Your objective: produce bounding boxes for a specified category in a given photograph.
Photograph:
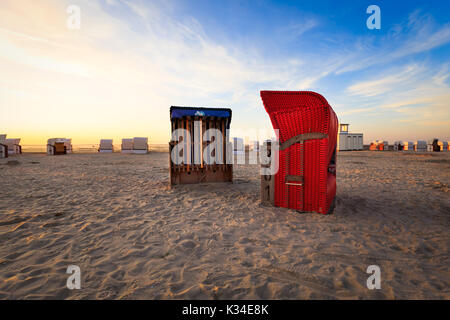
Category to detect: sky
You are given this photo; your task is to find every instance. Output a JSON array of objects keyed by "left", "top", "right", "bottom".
[{"left": 0, "top": 0, "right": 449, "bottom": 145}]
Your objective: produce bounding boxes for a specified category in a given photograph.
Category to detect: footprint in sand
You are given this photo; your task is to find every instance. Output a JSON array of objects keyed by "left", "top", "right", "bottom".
[{"left": 177, "top": 239, "right": 198, "bottom": 251}]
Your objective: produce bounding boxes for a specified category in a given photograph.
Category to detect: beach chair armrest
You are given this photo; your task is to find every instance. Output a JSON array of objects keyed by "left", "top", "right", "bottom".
[
  {"left": 285, "top": 175, "right": 304, "bottom": 186},
  {"left": 280, "top": 132, "right": 328, "bottom": 151}
]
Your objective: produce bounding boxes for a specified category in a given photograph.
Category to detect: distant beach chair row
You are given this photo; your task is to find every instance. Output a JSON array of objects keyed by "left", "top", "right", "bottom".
[
  {"left": 394, "top": 141, "right": 415, "bottom": 151},
  {"left": 427, "top": 139, "right": 448, "bottom": 152},
  {"left": 98, "top": 138, "right": 149, "bottom": 154},
  {"left": 45, "top": 137, "right": 149, "bottom": 155},
  {"left": 1, "top": 136, "right": 150, "bottom": 156},
  {"left": 0, "top": 134, "right": 22, "bottom": 158},
  {"left": 392, "top": 140, "right": 449, "bottom": 152},
  {"left": 372, "top": 140, "right": 450, "bottom": 152}
]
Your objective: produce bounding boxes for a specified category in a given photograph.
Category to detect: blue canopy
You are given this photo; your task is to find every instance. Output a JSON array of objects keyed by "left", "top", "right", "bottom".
[{"left": 170, "top": 106, "right": 232, "bottom": 120}]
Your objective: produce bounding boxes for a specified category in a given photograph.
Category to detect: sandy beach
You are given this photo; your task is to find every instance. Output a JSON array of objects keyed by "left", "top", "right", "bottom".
[{"left": 0, "top": 151, "right": 448, "bottom": 299}]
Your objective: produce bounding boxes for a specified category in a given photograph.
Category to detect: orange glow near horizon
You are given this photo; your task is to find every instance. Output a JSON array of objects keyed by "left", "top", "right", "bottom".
[{"left": 2, "top": 125, "right": 172, "bottom": 146}]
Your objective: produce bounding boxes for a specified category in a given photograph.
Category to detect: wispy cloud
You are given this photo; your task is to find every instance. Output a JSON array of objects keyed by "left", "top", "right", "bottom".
[
  {"left": 281, "top": 18, "right": 319, "bottom": 39},
  {"left": 336, "top": 11, "right": 450, "bottom": 74},
  {"left": 341, "top": 61, "right": 450, "bottom": 138},
  {"left": 347, "top": 64, "right": 424, "bottom": 97}
]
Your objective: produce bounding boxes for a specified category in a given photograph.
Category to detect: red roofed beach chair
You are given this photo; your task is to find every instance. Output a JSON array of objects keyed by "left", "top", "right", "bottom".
[{"left": 260, "top": 91, "right": 338, "bottom": 214}]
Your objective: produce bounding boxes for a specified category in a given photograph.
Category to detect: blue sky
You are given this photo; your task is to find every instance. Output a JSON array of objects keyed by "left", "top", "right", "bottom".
[{"left": 0, "top": 0, "right": 449, "bottom": 144}]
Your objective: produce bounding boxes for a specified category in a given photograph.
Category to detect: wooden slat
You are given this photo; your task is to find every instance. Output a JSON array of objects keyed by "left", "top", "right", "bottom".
[
  {"left": 200, "top": 118, "right": 204, "bottom": 169},
  {"left": 222, "top": 120, "right": 225, "bottom": 170},
  {"left": 206, "top": 118, "right": 210, "bottom": 170},
  {"left": 186, "top": 117, "right": 190, "bottom": 171},
  {"left": 178, "top": 119, "right": 181, "bottom": 173}
]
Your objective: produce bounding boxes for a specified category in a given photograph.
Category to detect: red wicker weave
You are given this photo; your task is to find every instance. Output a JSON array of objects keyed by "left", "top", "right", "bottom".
[{"left": 260, "top": 91, "right": 338, "bottom": 214}]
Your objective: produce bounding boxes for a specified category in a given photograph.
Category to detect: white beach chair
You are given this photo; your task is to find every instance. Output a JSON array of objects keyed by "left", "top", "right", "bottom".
[
  {"left": 403, "top": 141, "right": 414, "bottom": 151},
  {"left": 393, "top": 141, "right": 404, "bottom": 151},
  {"left": 427, "top": 139, "right": 443, "bottom": 152},
  {"left": 0, "top": 134, "right": 7, "bottom": 158},
  {"left": 438, "top": 141, "right": 448, "bottom": 152},
  {"left": 47, "top": 138, "right": 71, "bottom": 155},
  {"left": 64, "top": 139, "right": 73, "bottom": 153},
  {"left": 247, "top": 140, "right": 260, "bottom": 164},
  {"left": 5, "top": 138, "right": 22, "bottom": 155},
  {"left": 0, "top": 144, "right": 6, "bottom": 158},
  {"left": 233, "top": 137, "right": 245, "bottom": 155},
  {"left": 99, "top": 139, "right": 114, "bottom": 153},
  {"left": 250, "top": 140, "right": 260, "bottom": 152},
  {"left": 132, "top": 137, "right": 148, "bottom": 154},
  {"left": 427, "top": 139, "right": 435, "bottom": 152},
  {"left": 414, "top": 140, "right": 427, "bottom": 152},
  {"left": 121, "top": 138, "right": 133, "bottom": 153},
  {"left": 47, "top": 138, "right": 55, "bottom": 155}
]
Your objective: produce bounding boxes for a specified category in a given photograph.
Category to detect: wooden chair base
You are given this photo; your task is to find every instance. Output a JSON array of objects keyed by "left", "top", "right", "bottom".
[{"left": 170, "top": 165, "right": 233, "bottom": 185}]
